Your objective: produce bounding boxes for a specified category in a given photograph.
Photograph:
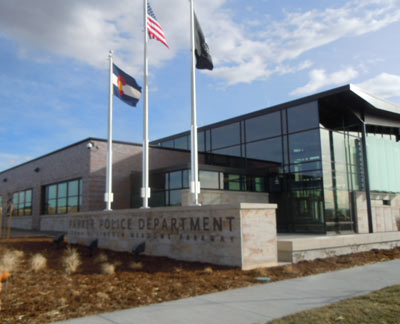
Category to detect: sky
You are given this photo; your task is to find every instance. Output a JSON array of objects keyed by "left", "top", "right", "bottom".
[{"left": 1, "top": 0, "right": 400, "bottom": 172}]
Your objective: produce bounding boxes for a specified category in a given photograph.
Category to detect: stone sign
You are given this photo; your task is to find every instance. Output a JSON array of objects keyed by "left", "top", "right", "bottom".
[{"left": 41, "top": 203, "right": 278, "bottom": 270}]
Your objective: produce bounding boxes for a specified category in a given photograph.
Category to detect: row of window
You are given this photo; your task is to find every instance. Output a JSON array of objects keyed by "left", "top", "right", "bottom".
[
  {"left": 156, "top": 101, "right": 319, "bottom": 152},
  {"left": 44, "top": 179, "right": 82, "bottom": 215},
  {"left": 7, "top": 179, "right": 82, "bottom": 217},
  {"left": 163, "top": 170, "right": 266, "bottom": 206},
  {"left": 166, "top": 170, "right": 266, "bottom": 193}
]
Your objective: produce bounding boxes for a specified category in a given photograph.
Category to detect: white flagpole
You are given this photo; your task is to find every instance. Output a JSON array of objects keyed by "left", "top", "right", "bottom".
[
  {"left": 142, "top": 0, "right": 151, "bottom": 208},
  {"left": 105, "top": 50, "right": 114, "bottom": 211},
  {"left": 189, "top": 0, "right": 200, "bottom": 205}
]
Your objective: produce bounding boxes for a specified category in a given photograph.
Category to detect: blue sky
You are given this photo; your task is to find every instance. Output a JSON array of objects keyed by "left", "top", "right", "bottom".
[{"left": 1, "top": 0, "right": 400, "bottom": 172}]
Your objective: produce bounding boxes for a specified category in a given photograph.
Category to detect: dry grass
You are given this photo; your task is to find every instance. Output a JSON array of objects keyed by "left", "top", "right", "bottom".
[
  {"left": 0, "top": 249, "right": 24, "bottom": 272},
  {"left": 30, "top": 253, "right": 47, "bottom": 272},
  {"left": 62, "top": 247, "right": 81, "bottom": 275},
  {"left": 203, "top": 266, "right": 213, "bottom": 274},
  {"left": 267, "top": 285, "right": 400, "bottom": 324},
  {"left": 252, "top": 267, "right": 268, "bottom": 276},
  {"left": 96, "top": 292, "right": 110, "bottom": 300},
  {"left": 129, "top": 262, "right": 143, "bottom": 270},
  {"left": 101, "top": 263, "right": 115, "bottom": 275},
  {"left": 94, "top": 253, "right": 108, "bottom": 263},
  {"left": 282, "top": 264, "right": 301, "bottom": 275}
]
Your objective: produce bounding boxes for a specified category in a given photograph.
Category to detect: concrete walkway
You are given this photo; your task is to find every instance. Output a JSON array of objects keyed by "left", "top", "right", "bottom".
[{"left": 52, "top": 259, "right": 400, "bottom": 324}]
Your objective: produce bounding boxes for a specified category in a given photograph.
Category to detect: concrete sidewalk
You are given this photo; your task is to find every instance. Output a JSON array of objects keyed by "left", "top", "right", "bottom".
[{"left": 53, "top": 259, "right": 400, "bottom": 324}]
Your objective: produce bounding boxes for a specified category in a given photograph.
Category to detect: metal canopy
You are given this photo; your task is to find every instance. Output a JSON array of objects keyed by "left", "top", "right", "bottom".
[{"left": 318, "top": 84, "right": 400, "bottom": 129}]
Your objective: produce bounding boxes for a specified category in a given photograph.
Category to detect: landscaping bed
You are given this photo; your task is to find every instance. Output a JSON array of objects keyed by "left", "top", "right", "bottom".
[{"left": 1, "top": 237, "right": 400, "bottom": 324}]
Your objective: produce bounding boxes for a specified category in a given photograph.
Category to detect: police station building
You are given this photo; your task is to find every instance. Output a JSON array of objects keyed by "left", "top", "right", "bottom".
[{"left": 1, "top": 84, "right": 400, "bottom": 235}]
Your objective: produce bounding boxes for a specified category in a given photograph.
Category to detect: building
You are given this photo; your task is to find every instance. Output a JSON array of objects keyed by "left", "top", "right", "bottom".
[
  {"left": 0, "top": 140, "right": 190, "bottom": 230},
  {"left": 1, "top": 84, "right": 400, "bottom": 235}
]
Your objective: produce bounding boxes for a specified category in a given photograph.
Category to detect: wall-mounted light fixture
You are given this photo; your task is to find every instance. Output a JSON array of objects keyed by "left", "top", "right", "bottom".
[
  {"left": 34, "top": 167, "right": 40, "bottom": 173},
  {"left": 3, "top": 178, "right": 7, "bottom": 182},
  {"left": 86, "top": 141, "right": 98, "bottom": 150}
]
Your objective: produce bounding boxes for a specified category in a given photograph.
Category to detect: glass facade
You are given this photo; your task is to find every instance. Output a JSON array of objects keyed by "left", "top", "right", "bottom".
[
  {"left": 152, "top": 96, "right": 400, "bottom": 234},
  {"left": 162, "top": 169, "right": 266, "bottom": 206},
  {"left": 153, "top": 101, "right": 326, "bottom": 232},
  {"left": 43, "top": 179, "right": 82, "bottom": 214},
  {"left": 366, "top": 136, "right": 400, "bottom": 192},
  {"left": 12, "top": 189, "right": 33, "bottom": 216},
  {"left": 319, "top": 122, "right": 367, "bottom": 232}
]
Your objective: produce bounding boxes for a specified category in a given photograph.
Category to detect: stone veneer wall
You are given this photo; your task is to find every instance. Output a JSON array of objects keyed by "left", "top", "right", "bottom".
[
  {"left": 41, "top": 203, "right": 278, "bottom": 270},
  {"left": 181, "top": 189, "right": 269, "bottom": 206},
  {"left": 354, "top": 192, "right": 400, "bottom": 233},
  {"left": 5, "top": 216, "right": 32, "bottom": 230}
]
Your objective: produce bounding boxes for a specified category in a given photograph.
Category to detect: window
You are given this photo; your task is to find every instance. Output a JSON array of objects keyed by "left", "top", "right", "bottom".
[
  {"left": 198, "top": 131, "right": 205, "bottom": 152},
  {"left": 289, "top": 129, "right": 321, "bottom": 164},
  {"left": 199, "top": 170, "right": 220, "bottom": 189},
  {"left": 245, "top": 111, "right": 281, "bottom": 142},
  {"left": 43, "top": 179, "right": 82, "bottom": 215},
  {"left": 163, "top": 169, "right": 267, "bottom": 206},
  {"left": 287, "top": 101, "right": 319, "bottom": 133},
  {"left": 12, "top": 189, "right": 32, "bottom": 216},
  {"left": 224, "top": 174, "right": 244, "bottom": 191},
  {"left": 161, "top": 140, "right": 174, "bottom": 148},
  {"left": 174, "top": 136, "right": 189, "bottom": 150},
  {"left": 211, "top": 122, "right": 241, "bottom": 150},
  {"left": 169, "top": 171, "right": 183, "bottom": 189},
  {"left": 164, "top": 171, "right": 189, "bottom": 206},
  {"left": 247, "top": 176, "right": 265, "bottom": 192},
  {"left": 246, "top": 137, "right": 283, "bottom": 163},
  {"left": 212, "top": 145, "right": 242, "bottom": 157}
]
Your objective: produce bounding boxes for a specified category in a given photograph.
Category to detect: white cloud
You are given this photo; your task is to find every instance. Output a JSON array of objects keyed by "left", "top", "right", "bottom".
[
  {"left": 0, "top": 0, "right": 399, "bottom": 84},
  {"left": 356, "top": 72, "right": 400, "bottom": 98},
  {"left": 290, "top": 67, "right": 359, "bottom": 95},
  {"left": 274, "top": 60, "right": 313, "bottom": 75}
]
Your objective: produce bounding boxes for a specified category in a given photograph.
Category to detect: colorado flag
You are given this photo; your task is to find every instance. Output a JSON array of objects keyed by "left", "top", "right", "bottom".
[{"left": 112, "top": 64, "right": 142, "bottom": 107}]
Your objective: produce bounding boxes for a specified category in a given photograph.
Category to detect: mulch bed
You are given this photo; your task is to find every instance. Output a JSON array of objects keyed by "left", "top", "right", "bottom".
[{"left": 1, "top": 237, "right": 400, "bottom": 324}]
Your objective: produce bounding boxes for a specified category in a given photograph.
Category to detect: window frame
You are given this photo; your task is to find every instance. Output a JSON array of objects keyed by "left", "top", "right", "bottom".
[
  {"left": 42, "top": 179, "right": 82, "bottom": 215},
  {"left": 11, "top": 188, "right": 33, "bottom": 216}
]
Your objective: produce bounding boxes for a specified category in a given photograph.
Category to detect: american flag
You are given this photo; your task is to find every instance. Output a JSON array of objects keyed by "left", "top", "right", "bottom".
[{"left": 147, "top": 2, "right": 169, "bottom": 49}]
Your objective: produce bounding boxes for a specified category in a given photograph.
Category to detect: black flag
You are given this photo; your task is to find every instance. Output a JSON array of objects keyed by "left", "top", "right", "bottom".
[{"left": 194, "top": 12, "right": 213, "bottom": 70}]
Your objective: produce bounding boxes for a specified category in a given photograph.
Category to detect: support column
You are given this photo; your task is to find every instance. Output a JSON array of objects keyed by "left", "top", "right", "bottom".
[{"left": 361, "top": 118, "right": 373, "bottom": 233}]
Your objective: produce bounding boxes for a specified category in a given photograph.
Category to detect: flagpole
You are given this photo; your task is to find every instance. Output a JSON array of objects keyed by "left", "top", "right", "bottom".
[
  {"left": 189, "top": 0, "right": 200, "bottom": 205},
  {"left": 142, "top": 0, "right": 150, "bottom": 208},
  {"left": 105, "top": 50, "right": 114, "bottom": 211}
]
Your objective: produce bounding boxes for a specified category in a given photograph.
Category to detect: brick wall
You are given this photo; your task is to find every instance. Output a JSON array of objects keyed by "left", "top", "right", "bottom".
[
  {"left": 0, "top": 140, "right": 90, "bottom": 230},
  {"left": 0, "top": 138, "right": 191, "bottom": 230},
  {"left": 87, "top": 140, "right": 191, "bottom": 211}
]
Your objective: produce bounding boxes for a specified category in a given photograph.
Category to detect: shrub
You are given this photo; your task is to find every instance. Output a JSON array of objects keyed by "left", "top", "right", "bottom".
[
  {"left": 62, "top": 247, "right": 81, "bottom": 275},
  {"left": 203, "top": 266, "right": 213, "bottom": 274},
  {"left": 129, "top": 262, "right": 143, "bottom": 270},
  {"left": 94, "top": 253, "right": 108, "bottom": 263},
  {"left": 101, "top": 263, "right": 115, "bottom": 275},
  {"left": 0, "top": 249, "right": 24, "bottom": 272},
  {"left": 30, "top": 253, "right": 47, "bottom": 272}
]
